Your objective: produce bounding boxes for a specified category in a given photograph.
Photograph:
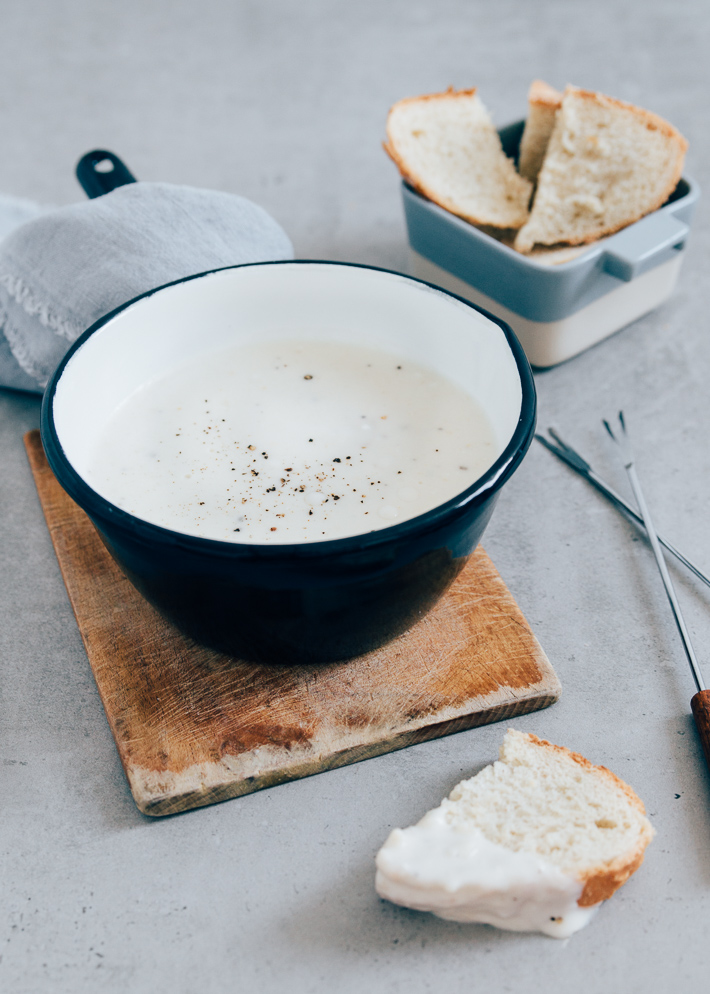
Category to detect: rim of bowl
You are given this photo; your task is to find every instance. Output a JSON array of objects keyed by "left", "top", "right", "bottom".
[{"left": 41, "top": 259, "right": 536, "bottom": 560}]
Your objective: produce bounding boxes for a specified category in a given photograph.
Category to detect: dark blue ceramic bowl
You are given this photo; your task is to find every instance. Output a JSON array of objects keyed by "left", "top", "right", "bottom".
[{"left": 42, "top": 261, "right": 535, "bottom": 664}]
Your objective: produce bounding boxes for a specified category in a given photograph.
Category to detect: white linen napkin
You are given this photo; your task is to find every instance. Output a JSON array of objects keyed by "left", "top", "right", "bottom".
[{"left": 0, "top": 182, "right": 293, "bottom": 393}]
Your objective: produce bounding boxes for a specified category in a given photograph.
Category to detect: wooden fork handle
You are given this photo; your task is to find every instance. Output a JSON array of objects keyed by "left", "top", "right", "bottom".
[{"left": 691, "top": 689, "right": 710, "bottom": 776}]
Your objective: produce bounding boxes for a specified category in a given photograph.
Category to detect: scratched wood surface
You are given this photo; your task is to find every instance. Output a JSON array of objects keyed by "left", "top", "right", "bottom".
[{"left": 25, "top": 430, "right": 561, "bottom": 817}]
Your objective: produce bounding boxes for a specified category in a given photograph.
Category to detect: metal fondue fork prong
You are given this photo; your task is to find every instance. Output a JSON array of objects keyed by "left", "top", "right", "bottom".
[
  {"left": 535, "top": 430, "right": 710, "bottom": 590},
  {"left": 603, "top": 412, "right": 710, "bottom": 775}
]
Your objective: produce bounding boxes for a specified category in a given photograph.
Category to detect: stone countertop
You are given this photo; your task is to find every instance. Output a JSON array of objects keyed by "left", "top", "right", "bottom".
[{"left": 2, "top": 2, "right": 710, "bottom": 992}]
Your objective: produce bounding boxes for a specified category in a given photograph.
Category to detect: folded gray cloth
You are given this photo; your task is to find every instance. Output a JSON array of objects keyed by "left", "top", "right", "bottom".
[{"left": 0, "top": 182, "right": 293, "bottom": 393}]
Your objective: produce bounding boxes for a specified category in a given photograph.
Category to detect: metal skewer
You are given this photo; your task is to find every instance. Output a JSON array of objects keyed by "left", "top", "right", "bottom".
[
  {"left": 535, "top": 429, "right": 710, "bottom": 590},
  {"left": 604, "top": 412, "right": 710, "bottom": 774}
]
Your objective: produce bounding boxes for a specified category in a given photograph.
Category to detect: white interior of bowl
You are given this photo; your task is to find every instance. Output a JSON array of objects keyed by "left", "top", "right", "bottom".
[{"left": 53, "top": 263, "right": 524, "bottom": 493}]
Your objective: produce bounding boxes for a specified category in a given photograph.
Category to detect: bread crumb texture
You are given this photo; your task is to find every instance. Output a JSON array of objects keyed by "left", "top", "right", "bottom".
[
  {"left": 384, "top": 87, "right": 532, "bottom": 229},
  {"left": 447, "top": 729, "right": 655, "bottom": 906},
  {"left": 514, "top": 86, "right": 687, "bottom": 252}
]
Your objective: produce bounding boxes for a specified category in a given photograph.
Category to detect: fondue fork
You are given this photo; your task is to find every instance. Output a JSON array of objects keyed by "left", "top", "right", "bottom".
[
  {"left": 603, "top": 412, "right": 710, "bottom": 776},
  {"left": 535, "top": 429, "right": 710, "bottom": 590}
]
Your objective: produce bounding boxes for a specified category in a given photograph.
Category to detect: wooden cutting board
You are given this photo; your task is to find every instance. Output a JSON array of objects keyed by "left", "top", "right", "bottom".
[{"left": 25, "top": 430, "right": 560, "bottom": 817}]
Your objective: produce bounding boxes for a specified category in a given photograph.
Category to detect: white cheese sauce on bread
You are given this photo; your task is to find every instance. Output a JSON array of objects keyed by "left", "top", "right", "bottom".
[{"left": 376, "top": 804, "right": 598, "bottom": 939}]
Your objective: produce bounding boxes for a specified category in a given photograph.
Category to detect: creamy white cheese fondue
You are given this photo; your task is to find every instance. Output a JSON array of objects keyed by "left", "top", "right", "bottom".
[{"left": 85, "top": 340, "right": 500, "bottom": 543}]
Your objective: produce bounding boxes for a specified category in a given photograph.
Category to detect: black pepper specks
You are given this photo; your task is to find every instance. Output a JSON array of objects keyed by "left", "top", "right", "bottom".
[{"left": 110, "top": 341, "right": 485, "bottom": 546}]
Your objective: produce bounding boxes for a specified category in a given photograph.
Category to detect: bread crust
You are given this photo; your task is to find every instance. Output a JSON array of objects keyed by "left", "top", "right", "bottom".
[
  {"left": 568, "top": 85, "right": 688, "bottom": 150},
  {"left": 521, "top": 733, "right": 654, "bottom": 906},
  {"left": 528, "top": 79, "right": 562, "bottom": 109}
]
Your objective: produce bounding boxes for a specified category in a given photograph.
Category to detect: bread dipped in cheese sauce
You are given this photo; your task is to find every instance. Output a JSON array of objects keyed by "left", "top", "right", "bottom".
[{"left": 375, "top": 729, "right": 654, "bottom": 938}]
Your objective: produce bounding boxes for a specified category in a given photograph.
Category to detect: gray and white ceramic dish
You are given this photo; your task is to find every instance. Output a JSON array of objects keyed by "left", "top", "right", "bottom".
[{"left": 402, "top": 120, "right": 700, "bottom": 367}]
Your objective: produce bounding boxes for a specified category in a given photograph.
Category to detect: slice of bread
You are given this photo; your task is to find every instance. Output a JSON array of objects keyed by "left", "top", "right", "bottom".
[
  {"left": 384, "top": 88, "right": 533, "bottom": 229},
  {"left": 375, "top": 729, "right": 654, "bottom": 937},
  {"left": 514, "top": 85, "right": 687, "bottom": 253},
  {"left": 518, "top": 80, "right": 563, "bottom": 182}
]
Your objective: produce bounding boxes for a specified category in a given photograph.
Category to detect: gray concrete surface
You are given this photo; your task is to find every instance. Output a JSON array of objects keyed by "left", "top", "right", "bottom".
[{"left": 2, "top": 2, "right": 710, "bottom": 991}]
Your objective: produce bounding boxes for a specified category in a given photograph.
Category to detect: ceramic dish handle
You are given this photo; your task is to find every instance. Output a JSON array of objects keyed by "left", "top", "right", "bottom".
[
  {"left": 602, "top": 211, "right": 689, "bottom": 282},
  {"left": 75, "top": 150, "right": 137, "bottom": 199}
]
